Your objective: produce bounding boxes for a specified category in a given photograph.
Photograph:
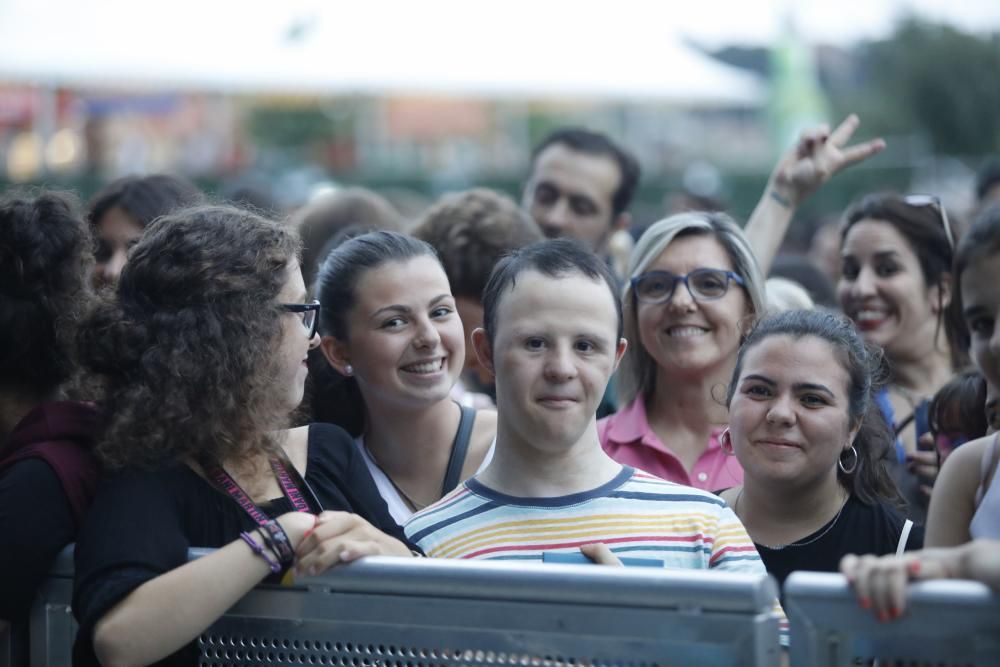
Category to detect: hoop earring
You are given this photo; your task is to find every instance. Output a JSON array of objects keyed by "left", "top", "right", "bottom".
[
  {"left": 838, "top": 445, "right": 858, "bottom": 475},
  {"left": 344, "top": 364, "right": 354, "bottom": 377}
]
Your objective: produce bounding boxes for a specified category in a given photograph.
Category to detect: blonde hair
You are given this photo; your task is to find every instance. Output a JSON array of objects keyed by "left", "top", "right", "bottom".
[{"left": 617, "top": 212, "right": 767, "bottom": 405}]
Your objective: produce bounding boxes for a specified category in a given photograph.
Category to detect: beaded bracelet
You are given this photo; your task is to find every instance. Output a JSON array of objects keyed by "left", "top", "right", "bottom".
[
  {"left": 260, "top": 519, "right": 296, "bottom": 567},
  {"left": 240, "top": 531, "right": 281, "bottom": 574}
]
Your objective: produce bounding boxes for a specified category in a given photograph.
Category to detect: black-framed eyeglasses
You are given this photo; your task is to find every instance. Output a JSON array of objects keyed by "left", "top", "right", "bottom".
[
  {"left": 903, "top": 194, "right": 955, "bottom": 250},
  {"left": 281, "top": 300, "right": 320, "bottom": 338},
  {"left": 630, "top": 268, "right": 745, "bottom": 305}
]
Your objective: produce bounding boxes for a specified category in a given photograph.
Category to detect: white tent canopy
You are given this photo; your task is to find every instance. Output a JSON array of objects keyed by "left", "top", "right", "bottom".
[{"left": 0, "top": 0, "right": 765, "bottom": 105}]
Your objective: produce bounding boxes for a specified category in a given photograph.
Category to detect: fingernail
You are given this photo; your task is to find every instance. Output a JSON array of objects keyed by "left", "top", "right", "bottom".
[
  {"left": 302, "top": 528, "right": 315, "bottom": 540},
  {"left": 907, "top": 561, "right": 921, "bottom": 576},
  {"left": 889, "top": 606, "right": 900, "bottom": 619},
  {"left": 859, "top": 597, "right": 871, "bottom": 610}
]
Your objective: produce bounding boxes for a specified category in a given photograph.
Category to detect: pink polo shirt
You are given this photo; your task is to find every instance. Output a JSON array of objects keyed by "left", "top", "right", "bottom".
[{"left": 598, "top": 397, "right": 743, "bottom": 492}]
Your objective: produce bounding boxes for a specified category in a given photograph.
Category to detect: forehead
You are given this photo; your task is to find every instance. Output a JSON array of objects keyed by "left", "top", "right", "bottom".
[
  {"left": 354, "top": 255, "right": 449, "bottom": 307},
  {"left": 841, "top": 219, "right": 918, "bottom": 262},
  {"left": 529, "top": 144, "right": 621, "bottom": 209},
  {"left": 962, "top": 252, "right": 1000, "bottom": 311},
  {"left": 278, "top": 259, "right": 305, "bottom": 300},
  {"left": 741, "top": 335, "right": 850, "bottom": 394},
  {"left": 495, "top": 269, "right": 618, "bottom": 336},
  {"left": 648, "top": 234, "right": 735, "bottom": 273}
]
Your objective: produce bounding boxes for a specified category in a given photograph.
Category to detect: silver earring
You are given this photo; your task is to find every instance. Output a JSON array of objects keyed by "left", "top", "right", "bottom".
[
  {"left": 838, "top": 445, "right": 858, "bottom": 475},
  {"left": 344, "top": 364, "right": 353, "bottom": 377}
]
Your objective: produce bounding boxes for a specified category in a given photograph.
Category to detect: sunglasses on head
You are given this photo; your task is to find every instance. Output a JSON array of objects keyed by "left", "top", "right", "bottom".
[{"left": 903, "top": 194, "right": 955, "bottom": 250}]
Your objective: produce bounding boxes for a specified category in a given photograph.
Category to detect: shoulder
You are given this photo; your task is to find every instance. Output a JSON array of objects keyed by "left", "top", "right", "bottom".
[
  {"left": 470, "top": 409, "right": 497, "bottom": 452},
  {"left": 305, "top": 423, "right": 362, "bottom": 471},
  {"left": 939, "top": 435, "right": 996, "bottom": 490},
  {"left": 618, "top": 470, "right": 729, "bottom": 509}
]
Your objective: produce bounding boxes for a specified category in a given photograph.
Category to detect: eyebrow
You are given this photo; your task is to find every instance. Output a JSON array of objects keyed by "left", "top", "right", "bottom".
[
  {"left": 842, "top": 249, "right": 900, "bottom": 261},
  {"left": 963, "top": 304, "right": 988, "bottom": 320},
  {"left": 370, "top": 293, "right": 452, "bottom": 320},
  {"left": 741, "top": 374, "right": 837, "bottom": 398}
]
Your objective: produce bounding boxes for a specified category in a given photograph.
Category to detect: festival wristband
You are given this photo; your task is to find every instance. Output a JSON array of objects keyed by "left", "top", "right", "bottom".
[{"left": 240, "top": 531, "right": 281, "bottom": 574}]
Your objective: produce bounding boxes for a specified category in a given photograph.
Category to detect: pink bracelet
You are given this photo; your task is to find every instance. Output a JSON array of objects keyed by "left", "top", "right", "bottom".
[{"left": 240, "top": 531, "right": 281, "bottom": 574}]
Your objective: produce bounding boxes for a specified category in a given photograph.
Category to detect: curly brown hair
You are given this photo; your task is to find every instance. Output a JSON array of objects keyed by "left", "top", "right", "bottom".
[
  {"left": 0, "top": 191, "right": 95, "bottom": 398},
  {"left": 78, "top": 205, "right": 300, "bottom": 470}
]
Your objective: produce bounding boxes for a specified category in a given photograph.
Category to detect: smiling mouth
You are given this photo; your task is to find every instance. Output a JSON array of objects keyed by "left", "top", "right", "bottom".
[
  {"left": 666, "top": 325, "right": 708, "bottom": 338},
  {"left": 756, "top": 439, "right": 801, "bottom": 449},
  {"left": 401, "top": 358, "right": 445, "bottom": 374},
  {"left": 852, "top": 308, "right": 890, "bottom": 327}
]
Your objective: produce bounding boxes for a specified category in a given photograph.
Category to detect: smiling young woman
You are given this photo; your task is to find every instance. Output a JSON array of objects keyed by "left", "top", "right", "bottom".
[
  {"left": 719, "top": 310, "right": 921, "bottom": 588},
  {"left": 313, "top": 231, "right": 497, "bottom": 524}
]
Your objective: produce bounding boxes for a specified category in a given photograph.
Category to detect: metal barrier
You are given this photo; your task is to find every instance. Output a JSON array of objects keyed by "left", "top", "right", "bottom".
[
  {"left": 198, "top": 556, "right": 782, "bottom": 667},
  {"left": 4, "top": 548, "right": 783, "bottom": 667},
  {"left": 785, "top": 571, "right": 1000, "bottom": 667}
]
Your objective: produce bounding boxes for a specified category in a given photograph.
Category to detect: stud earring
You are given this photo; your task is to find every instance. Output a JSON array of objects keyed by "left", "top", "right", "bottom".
[{"left": 344, "top": 364, "right": 354, "bottom": 377}]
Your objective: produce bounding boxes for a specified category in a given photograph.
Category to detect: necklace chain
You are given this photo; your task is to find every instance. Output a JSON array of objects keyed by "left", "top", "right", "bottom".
[
  {"left": 364, "top": 444, "right": 432, "bottom": 512},
  {"left": 735, "top": 489, "right": 848, "bottom": 551}
]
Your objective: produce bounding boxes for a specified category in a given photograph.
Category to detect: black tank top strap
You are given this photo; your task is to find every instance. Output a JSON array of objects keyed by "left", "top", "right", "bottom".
[{"left": 441, "top": 404, "right": 477, "bottom": 495}]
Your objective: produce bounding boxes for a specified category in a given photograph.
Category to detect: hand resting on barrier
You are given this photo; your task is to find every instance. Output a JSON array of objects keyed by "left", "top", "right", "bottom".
[
  {"left": 839, "top": 539, "right": 1000, "bottom": 622},
  {"left": 294, "top": 510, "right": 415, "bottom": 576},
  {"left": 579, "top": 543, "right": 624, "bottom": 566}
]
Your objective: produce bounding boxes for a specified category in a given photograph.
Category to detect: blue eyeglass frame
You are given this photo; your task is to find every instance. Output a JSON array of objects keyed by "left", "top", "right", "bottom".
[
  {"left": 630, "top": 268, "right": 745, "bottom": 304},
  {"left": 280, "top": 300, "right": 321, "bottom": 338}
]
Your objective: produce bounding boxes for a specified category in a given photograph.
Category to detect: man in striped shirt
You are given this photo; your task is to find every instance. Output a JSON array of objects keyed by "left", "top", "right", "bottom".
[{"left": 405, "top": 239, "right": 765, "bottom": 576}]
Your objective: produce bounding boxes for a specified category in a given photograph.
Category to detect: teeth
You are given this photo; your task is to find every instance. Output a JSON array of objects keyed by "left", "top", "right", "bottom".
[
  {"left": 402, "top": 359, "right": 444, "bottom": 374},
  {"left": 855, "top": 309, "right": 886, "bottom": 322},
  {"left": 668, "top": 326, "right": 707, "bottom": 338}
]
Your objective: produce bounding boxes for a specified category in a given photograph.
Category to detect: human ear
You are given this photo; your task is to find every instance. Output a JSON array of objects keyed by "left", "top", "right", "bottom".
[
  {"left": 612, "top": 337, "right": 628, "bottom": 372},
  {"left": 319, "top": 335, "right": 352, "bottom": 376},
  {"left": 930, "top": 272, "right": 953, "bottom": 314},
  {"left": 471, "top": 328, "right": 495, "bottom": 378}
]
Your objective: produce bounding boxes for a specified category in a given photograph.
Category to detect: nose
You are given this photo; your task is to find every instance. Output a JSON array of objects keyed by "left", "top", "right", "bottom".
[
  {"left": 765, "top": 393, "right": 796, "bottom": 426},
  {"left": 543, "top": 344, "right": 577, "bottom": 383},
  {"left": 851, "top": 266, "right": 877, "bottom": 297},
  {"left": 666, "top": 278, "right": 696, "bottom": 312},
  {"left": 413, "top": 317, "right": 442, "bottom": 350},
  {"left": 98, "top": 248, "right": 129, "bottom": 284},
  {"left": 540, "top": 199, "right": 571, "bottom": 237}
]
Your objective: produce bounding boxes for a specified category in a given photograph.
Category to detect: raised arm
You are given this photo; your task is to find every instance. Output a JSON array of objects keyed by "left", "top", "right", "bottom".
[
  {"left": 92, "top": 511, "right": 315, "bottom": 667},
  {"left": 744, "top": 114, "right": 886, "bottom": 274}
]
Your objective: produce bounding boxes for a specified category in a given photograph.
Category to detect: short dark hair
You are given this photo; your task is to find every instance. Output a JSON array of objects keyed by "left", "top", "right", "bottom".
[
  {"left": 928, "top": 368, "right": 988, "bottom": 441},
  {"left": 87, "top": 174, "right": 202, "bottom": 230},
  {"left": 0, "top": 191, "right": 94, "bottom": 397},
  {"left": 530, "top": 127, "right": 640, "bottom": 219},
  {"left": 726, "top": 309, "right": 903, "bottom": 508},
  {"left": 413, "top": 189, "right": 543, "bottom": 301},
  {"left": 481, "top": 239, "right": 623, "bottom": 348}
]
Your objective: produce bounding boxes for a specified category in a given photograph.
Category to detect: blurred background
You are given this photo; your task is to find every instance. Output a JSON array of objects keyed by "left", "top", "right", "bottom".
[{"left": 2, "top": 0, "right": 999, "bottom": 239}]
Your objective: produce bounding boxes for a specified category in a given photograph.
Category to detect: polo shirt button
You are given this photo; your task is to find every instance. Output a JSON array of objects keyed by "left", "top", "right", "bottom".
[{"left": 697, "top": 472, "right": 708, "bottom": 482}]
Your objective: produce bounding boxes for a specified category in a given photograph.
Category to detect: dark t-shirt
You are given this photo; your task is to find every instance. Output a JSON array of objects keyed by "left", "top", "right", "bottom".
[
  {"left": 757, "top": 495, "right": 924, "bottom": 589},
  {"left": 0, "top": 459, "right": 76, "bottom": 623},
  {"left": 72, "top": 423, "right": 405, "bottom": 666}
]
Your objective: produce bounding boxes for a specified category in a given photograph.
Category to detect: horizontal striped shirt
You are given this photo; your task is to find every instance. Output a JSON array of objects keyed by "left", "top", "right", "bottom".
[{"left": 405, "top": 466, "right": 762, "bottom": 571}]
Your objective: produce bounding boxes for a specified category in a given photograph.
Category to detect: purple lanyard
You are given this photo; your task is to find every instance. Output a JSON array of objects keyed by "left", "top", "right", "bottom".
[{"left": 206, "top": 457, "right": 311, "bottom": 526}]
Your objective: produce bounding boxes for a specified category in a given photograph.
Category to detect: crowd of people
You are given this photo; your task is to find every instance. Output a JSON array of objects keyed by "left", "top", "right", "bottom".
[{"left": 2, "top": 115, "right": 999, "bottom": 665}]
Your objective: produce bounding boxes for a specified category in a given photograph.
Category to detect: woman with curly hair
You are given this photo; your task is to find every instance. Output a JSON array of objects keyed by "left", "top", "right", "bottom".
[
  {"left": 72, "top": 206, "right": 412, "bottom": 667},
  {"left": 0, "top": 192, "right": 100, "bottom": 625}
]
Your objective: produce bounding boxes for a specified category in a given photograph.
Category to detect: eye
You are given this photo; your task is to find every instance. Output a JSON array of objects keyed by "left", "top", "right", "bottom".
[
  {"left": 574, "top": 339, "right": 595, "bottom": 353},
  {"left": 431, "top": 306, "right": 453, "bottom": 319},
  {"left": 380, "top": 317, "right": 405, "bottom": 330},
  {"left": 525, "top": 337, "right": 545, "bottom": 350},
  {"left": 875, "top": 260, "right": 900, "bottom": 277},
  {"left": 840, "top": 258, "right": 859, "bottom": 280},
  {"left": 800, "top": 393, "right": 829, "bottom": 408},
  {"left": 533, "top": 184, "right": 557, "bottom": 205},
  {"left": 94, "top": 239, "right": 112, "bottom": 263},
  {"left": 570, "top": 196, "right": 597, "bottom": 216},
  {"left": 968, "top": 316, "right": 994, "bottom": 338},
  {"left": 742, "top": 384, "right": 771, "bottom": 399}
]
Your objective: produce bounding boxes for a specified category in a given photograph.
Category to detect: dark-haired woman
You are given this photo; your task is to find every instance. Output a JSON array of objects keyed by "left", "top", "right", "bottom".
[
  {"left": 0, "top": 192, "right": 99, "bottom": 625},
  {"left": 87, "top": 173, "right": 202, "bottom": 286},
  {"left": 837, "top": 193, "right": 964, "bottom": 519},
  {"left": 73, "top": 206, "right": 411, "bottom": 666},
  {"left": 719, "top": 310, "right": 923, "bottom": 588},
  {"left": 313, "top": 230, "right": 497, "bottom": 524}
]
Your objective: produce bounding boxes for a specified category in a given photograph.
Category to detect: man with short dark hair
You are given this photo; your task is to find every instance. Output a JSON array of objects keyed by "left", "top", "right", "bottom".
[
  {"left": 405, "top": 240, "right": 771, "bottom": 577},
  {"left": 522, "top": 128, "right": 640, "bottom": 254}
]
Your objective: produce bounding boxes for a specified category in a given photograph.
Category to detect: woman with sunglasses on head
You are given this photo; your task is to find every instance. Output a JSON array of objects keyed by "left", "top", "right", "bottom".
[
  {"left": 718, "top": 310, "right": 921, "bottom": 589},
  {"left": 72, "top": 206, "right": 412, "bottom": 667},
  {"left": 312, "top": 230, "right": 497, "bottom": 524},
  {"left": 598, "top": 212, "right": 766, "bottom": 490},
  {"left": 836, "top": 193, "right": 965, "bottom": 520},
  {"left": 840, "top": 203, "right": 1000, "bottom": 621}
]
